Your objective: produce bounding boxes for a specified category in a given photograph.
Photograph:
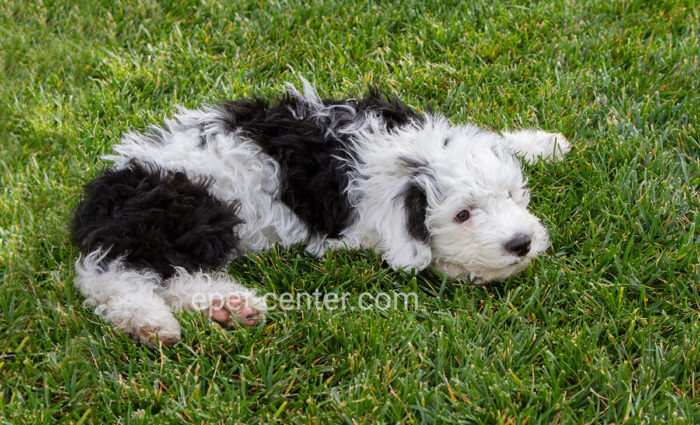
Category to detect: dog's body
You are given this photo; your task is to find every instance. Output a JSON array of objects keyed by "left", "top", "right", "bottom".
[{"left": 72, "top": 81, "right": 570, "bottom": 344}]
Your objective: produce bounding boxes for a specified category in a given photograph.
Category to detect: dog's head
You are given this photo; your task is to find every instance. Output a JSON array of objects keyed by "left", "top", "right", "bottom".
[{"left": 387, "top": 118, "right": 550, "bottom": 283}]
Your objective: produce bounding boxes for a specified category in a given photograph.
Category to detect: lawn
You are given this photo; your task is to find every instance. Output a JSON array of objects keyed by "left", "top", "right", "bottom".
[{"left": 1, "top": 0, "right": 698, "bottom": 423}]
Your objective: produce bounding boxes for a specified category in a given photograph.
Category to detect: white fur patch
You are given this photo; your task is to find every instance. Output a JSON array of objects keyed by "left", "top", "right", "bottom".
[{"left": 75, "top": 250, "right": 181, "bottom": 344}]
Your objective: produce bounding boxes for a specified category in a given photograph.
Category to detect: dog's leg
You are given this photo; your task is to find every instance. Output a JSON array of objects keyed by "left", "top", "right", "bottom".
[
  {"left": 501, "top": 130, "right": 571, "bottom": 164},
  {"left": 74, "top": 251, "right": 181, "bottom": 345},
  {"left": 360, "top": 205, "right": 432, "bottom": 272},
  {"left": 380, "top": 228, "right": 433, "bottom": 272},
  {"left": 161, "top": 270, "right": 267, "bottom": 327}
]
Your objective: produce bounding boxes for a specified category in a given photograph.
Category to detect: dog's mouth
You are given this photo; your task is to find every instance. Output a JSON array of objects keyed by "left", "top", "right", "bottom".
[
  {"left": 509, "top": 254, "right": 536, "bottom": 266},
  {"left": 433, "top": 255, "right": 537, "bottom": 284}
]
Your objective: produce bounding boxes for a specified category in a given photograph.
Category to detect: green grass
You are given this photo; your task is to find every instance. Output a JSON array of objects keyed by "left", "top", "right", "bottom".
[{"left": 1, "top": 0, "right": 698, "bottom": 423}]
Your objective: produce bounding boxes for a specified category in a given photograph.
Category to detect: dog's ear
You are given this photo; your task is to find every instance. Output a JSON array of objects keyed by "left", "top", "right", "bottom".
[
  {"left": 373, "top": 157, "right": 438, "bottom": 272},
  {"left": 401, "top": 178, "right": 430, "bottom": 245}
]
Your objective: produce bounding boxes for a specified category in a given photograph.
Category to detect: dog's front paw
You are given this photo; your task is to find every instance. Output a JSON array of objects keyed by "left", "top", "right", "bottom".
[
  {"left": 209, "top": 292, "right": 267, "bottom": 327},
  {"left": 503, "top": 130, "right": 571, "bottom": 163},
  {"left": 524, "top": 131, "right": 570, "bottom": 162},
  {"left": 385, "top": 241, "right": 432, "bottom": 273},
  {"left": 540, "top": 132, "right": 571, "bottom": 161}
]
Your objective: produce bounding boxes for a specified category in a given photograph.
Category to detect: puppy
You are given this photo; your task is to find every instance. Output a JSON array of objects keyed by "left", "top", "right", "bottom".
[{"left": 71, "top": 80, "right": 570, "bottom": 344}]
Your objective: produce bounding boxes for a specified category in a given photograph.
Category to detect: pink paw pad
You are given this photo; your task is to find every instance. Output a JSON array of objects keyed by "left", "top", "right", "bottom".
[{"left": 210, "top": 296, "right": 262, "bottom": 327}]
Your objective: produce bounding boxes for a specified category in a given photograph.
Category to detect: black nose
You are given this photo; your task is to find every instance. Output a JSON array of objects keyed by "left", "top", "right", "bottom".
[{"left": 505, "top": 233, "right": 531, "bottom": 257}]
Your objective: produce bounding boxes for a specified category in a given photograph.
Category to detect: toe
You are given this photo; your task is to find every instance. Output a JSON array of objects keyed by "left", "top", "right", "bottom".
[
  {"left": 135, "top": 325, "right": 181, "bottom": 346},
  {"left": 158, "top": 333, "right": 180, "bottom": 345},
  {"left": 236, "top": 305, "right": 260, "bottom": 327},
  {"left": 208, "top": 294, "right": 266, "bottom": 327},
  {"left": 210, "top": 305, "right": 231, "bottom": 323},
  {"left": 135, "top": 326, "right": 156, "bottom": 344}
]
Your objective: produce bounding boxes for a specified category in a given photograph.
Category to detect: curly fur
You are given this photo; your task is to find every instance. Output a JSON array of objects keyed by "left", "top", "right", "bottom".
[
  {"left": 71, "top": 79, "right": 571, "bottom": 344},
  {"left": 72, "top": 161, "right": 243, "bottom": 278}
]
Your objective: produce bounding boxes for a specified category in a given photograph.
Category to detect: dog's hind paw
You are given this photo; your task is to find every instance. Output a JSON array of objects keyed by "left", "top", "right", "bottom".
[
  {"left": 209, "top": 292, "right": 267, "bottom": 327},
  {"left": 133, "top": 317, "right": 182, "bottom": 346}
]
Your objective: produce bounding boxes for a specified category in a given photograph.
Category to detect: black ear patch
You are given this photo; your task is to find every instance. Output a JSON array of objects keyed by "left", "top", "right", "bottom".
[
  {"left": 401, "top": 181, "right": 429, "bottom": 244},
  {"left": 398, "top": 156, "right": 435, "bottom": 244}
]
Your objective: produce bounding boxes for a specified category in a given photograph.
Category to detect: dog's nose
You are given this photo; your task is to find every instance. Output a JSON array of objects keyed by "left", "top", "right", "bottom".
[{"left": 505, "top": 233, "right": 531, "bottom": 257}]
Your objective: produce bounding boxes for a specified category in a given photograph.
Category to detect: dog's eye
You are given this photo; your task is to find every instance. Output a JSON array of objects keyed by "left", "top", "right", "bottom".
[{"left": 455, "top": 210, "right": 470, "bottom": 222}]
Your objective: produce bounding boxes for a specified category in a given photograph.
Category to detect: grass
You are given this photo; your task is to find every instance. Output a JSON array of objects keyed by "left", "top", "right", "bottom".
[{"left": 1, "top": 0, "right": 698, "bottom": 423}]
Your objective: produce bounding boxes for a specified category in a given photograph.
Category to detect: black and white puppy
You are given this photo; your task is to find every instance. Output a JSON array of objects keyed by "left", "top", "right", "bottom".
[{"left": 72, "top": 80, "right": 570, "bottom": 344}]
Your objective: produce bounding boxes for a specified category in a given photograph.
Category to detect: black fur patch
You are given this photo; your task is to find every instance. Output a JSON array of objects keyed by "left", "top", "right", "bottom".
[
  {"left": 217, "top": 87, "right": 422, "bottom": 239},
  {"left": 348, "top": 87, "right": 421, "bottom": 131},
  {"left": 402, "top": 181, "right": 430, "bottom": 244},
  {"left": 71, "top": 162, "right": 243, "bottom": 278}
]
